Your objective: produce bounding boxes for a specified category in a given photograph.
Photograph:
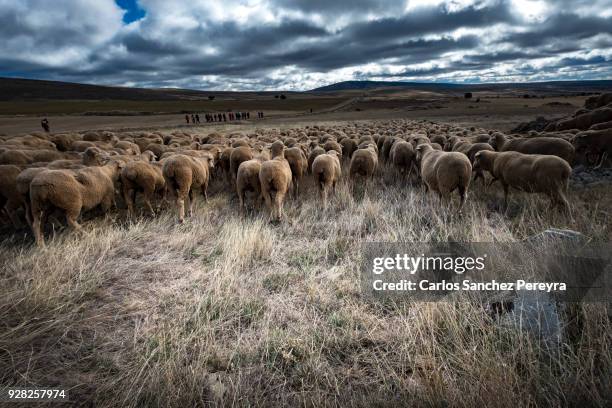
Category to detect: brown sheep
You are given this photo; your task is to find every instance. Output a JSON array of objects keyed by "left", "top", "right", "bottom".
[
  {"left": 382, "top": 136, "right": 399, "bottom": 162},
  {"left": 30, "top": 159, "right": 125, "bottom": 246},
  {"left": 230, "top": 146, "right": 254, "bottom": 185},
  {"left": 571, "top": 129, "right": 612, "bottom": 167},
  {"left": 143, "top": 143, "right": 168, "bottom": 159},
  {"left": 389, "top": 141, "right": 417, "bottom": 177},
  {"left": 218, "top": 147, "right": 234, "bottom": 185},
  {"left": 555, "top": 107, "right": 612, "bottom": 131},
  {"left": 236, "top": 159, "right": 263, "bottom": 215},
  {"left": 114, "top": 140, "right": 141, "bottom": 155},
  {"left": 465, "top": 143, "right": 495, "bottom": 184},
  {"left": 121, "top": 161, "right": 166, "bottom": 217},
  {"left": 232, "top": 139, "right": 250, "bottom": 148},
  {"left": 162, "top": 154, "right": 213, "bottom": 223},
  {"left": 15, "top": 167, "right": 50, "bottom": 227},
  {"left": 358, "top": 135, "right": 374, "bottom": 145},
  {"left": 51, "top": 133, "right": 80, "bottom": 151},
  {"left": 430, "top": 134, "right": 447, "bottom": 146},
  {"left": 349, "top": 144, "right": 378, "bottom": 184},
  {"left": 0, "top": 149, "right": 64, "bottom": 165},
  {"left": 259, "top": 141, "right": 292, "bottom": 221},
  {"left": 311, "top": 151, "right": 341, "bottom": 209},
  {"left": 473, "top": 150, "right": 571, "bottom": 213},
  {"left": 308, "top": 146, "right": 325, "bottom": 173},
  {"left": 415, "top": 144, "right": 471, "bottom": 211},
  {"left": 340, "top": 138, "right": 358, "bottom": 160},
  {"left": 489, "top": 133, "right": 575, "bottom": 164},
  {"left": 284, "top": 147, "right": 307, "bottom": 198},
  {"left": 323, "top": 140, "right": 342, "bottom": 158},
  {"left": 0, "top": 165, "right": 23, "bottom": 226},
  {"left": 83, "top": 131, "right": 117, "bottom": 143}
]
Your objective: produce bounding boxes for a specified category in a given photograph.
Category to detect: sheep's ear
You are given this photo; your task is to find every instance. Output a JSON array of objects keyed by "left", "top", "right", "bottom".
[{"left": 475, "top": 152, "right": 481, "bottom": 158}]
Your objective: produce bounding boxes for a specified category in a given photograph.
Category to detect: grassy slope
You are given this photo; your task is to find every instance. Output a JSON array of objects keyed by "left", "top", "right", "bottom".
[{"left": 0, "top": 156, "right": 610, "bottom": 406}]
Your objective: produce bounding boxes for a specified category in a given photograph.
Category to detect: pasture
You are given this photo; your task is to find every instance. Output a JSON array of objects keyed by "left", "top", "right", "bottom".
[{"left": 0, "top": 117, "right": 610, "bottom": 406}]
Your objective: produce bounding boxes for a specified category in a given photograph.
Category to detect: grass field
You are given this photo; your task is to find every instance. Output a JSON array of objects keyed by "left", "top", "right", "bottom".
[{"left": 1, "top": 156, "right": 610, "bottom": 406}]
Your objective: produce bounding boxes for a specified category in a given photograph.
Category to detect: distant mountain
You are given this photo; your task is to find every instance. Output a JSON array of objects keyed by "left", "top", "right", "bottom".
[
  {"left": 310, "top": 80, "right": 462, "bottom": 92},
  {"left": 311, "top": 80, "right": 612, "bottom": 93},
  {"left": 2, "top": 77, "right": 611, "bottom": 101},
  {"left": 0, "top": 77, "right": 216, "bottom": 101}
]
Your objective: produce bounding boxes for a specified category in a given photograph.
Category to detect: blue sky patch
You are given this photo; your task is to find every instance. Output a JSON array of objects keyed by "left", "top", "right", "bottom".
[{"left": 116, "top": 0, "right": 146, "bottom": 24}]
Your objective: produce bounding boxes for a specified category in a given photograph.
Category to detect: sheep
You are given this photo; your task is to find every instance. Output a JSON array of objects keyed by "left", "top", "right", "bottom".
[
  {"left": 121, "top": 161, "right": 166, "bottom": 217},
  {"left": 143, "top": 143, "right": 168, "bottom": 159},
  {"left": 162, "top": 154, "right": 213, "bottom": 223},
  {"left": 340, "top": 138, "right": 358, "bottom": 160},
  {"left": 473, "top": 150, "right": 571, "bottom": 213},
  {"left": 236, "top": 159, "right": 263, "bottom": 215},
  {"left": 358, "top": 135, "right": 375, "bottom": 145},
  {"left": 2, "top": 135, "right": 57, "bottom": 150},
  {"left": 83, "top": 131, "right": 117, "bottom": 143},
  {"left": 0, "top": 149, "right": 65, "bottom": 165},
  {"left": 349, "top": 144, "right": 378, "bottom": 185},
  {"left": 311, "top": 151, "right": 341, "bottom": 208},
  {"left": 259, "top": 141, "right": 292, "bottom": 221},
  {"left": 230, "top": 146, "right": 254, "bottom": 186},
  {"left": 284, "top": 147, "right": 307, "bottom": 198},
  {"left": 381, "top": 136, "right": 399, "bottom": 162},
  {"left": 218, "top": 147, "right": 234, "bottom": 185},
  {"left": 571, "top": 129, "right": 612, "bottom": 167},
  {"left": 29, "top": 159, "right": 125, "bottom": 247},
  {"left": 51, "top": 133, "right": 80, "bottom": 151},
  {"left": 323, "top": 140, "right": 342, "bottom": 157},
  {"left": 430, "top": 134, "right": 447, "bottom": 146},
  {"left": 389, "top": 141, "right": 417, "bottom": 177},
  {"left": 489, "top": 133, "right": 575, "bottom": 164},
  {"left": 465, "top": 143, "right": 495, "bottom": 184},
  {"left": 415, "top": 144, "right": 471, "bottom": 211},
  {"left": 114, "top": 140, "right": 141, "bottom": 155},
  {"left": 232, "top": 139, "right": 250, "bottom": 148},
  {"left": 555, "top": 107, "right": 612, "bottom": 131},
  {"left": 0, "top": 165, "right": 23, "bottom": 226},
  {"left": 308, "top": 146, "right": 325, "bottom": 173}
]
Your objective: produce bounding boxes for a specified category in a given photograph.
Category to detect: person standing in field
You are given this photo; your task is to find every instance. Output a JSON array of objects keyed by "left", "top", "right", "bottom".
[
  {"left": 41, "top": 118, "right": 50, "bottom": 132},
  {"left": 185, "top": 114, "right": 190, "bottom": 124},
  {"left": 195, "top": 114, "right": 200, "bottom": 123}
]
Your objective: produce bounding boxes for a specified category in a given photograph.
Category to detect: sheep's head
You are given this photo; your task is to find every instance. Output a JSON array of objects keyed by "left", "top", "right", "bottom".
[
  {"left": 473, "top": 150, "right": 495, "bottom": 172},
  {"left": 271, "top": 140, "right": 285, "bottom": 158},
  {"left": 142, "top": 151, "right": 157, "bottom": 162},
  {"left": 415, "top": 144, "right": 432, "bottom": 164},
  {"left": 83, "top": 146, "right": 106, "bottom": 166},
  {"left": 327, "top": 150, "right": 340, "bottom": 159}
]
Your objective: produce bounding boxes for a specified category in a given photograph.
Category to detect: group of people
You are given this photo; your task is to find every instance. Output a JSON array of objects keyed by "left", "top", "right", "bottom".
[
  {"left": 185, "top": 111, "right": 264, "bottom": 125},
  {"left": 185, "top": 114, "right": 201, "bottom": 124}
]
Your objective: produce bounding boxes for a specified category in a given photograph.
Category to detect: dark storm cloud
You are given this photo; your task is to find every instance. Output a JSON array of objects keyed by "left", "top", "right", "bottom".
[
  {"left": 344, "top": 4, "right": 514, "bottom": 42},
  {"left": 500, "top": 12, "right": 612, "bottom": 48},
  {"left": 1, "top": 0, "right": 612, "bottom": 89}
]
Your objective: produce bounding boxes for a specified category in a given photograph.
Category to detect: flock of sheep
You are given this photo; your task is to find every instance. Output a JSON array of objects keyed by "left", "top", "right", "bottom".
[{"left": 0, "top": 111, "right": 609, "bottom": 247}]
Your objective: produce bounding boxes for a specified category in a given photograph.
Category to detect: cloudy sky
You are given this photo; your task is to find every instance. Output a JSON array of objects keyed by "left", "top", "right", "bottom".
[{"left": 1, "top": 0, "right": 611, "bottom": 90}]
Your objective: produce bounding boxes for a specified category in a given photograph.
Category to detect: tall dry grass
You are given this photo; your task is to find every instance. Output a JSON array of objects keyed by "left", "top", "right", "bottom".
[{"left": 0, "top": 159, "right": 610, "bottom": 406}]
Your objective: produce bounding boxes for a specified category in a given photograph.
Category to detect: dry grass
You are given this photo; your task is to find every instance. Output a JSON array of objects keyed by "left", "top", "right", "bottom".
[{"left": 0, "top": 159, "right": 610, "bottom": 406}]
